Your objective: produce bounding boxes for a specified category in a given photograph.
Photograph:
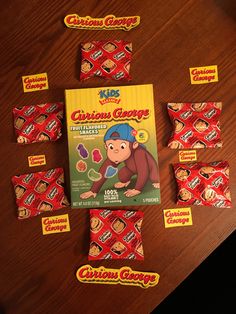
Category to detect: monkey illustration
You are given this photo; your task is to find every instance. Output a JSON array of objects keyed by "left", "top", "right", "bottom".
[
  {"left": 168, "top": 103, "right": 183, "bottom": 112},
  {"left": 199, "top": 166, "right": 215, "bottom": 179},
  {"left": 178, "top": 188, "right": 192, "bottom": 202},
  {"left": 201, "top": 188, "right": 216, "bottom": 202},
  {"left": 89, "top": 242, "right": 102, "bottom": 257},
  {"left": 18, "top": 206, "right": 31, "bottom": 219},
  {"left": 111, "top": 241, "right": 127, "bottom": 255},
  {"left": 15, "top": 185, "right": 26, "bottom": 199},
  {"left": 101, "top": 59, "right": 116, "bottom": 73},
  {"left": 111, "top": 218, "right": 126, "bottom": 234},
  {"left": 103, "top": 42, "right": 117, "bottom": 52},
  {"left": 80, "top": 123, "right": 160, "bottom": 199},
  {"left": 175, "top": 168, "right": 190, "bottom": 181},
  {"left": 90, "top": 217, "right": 103, "bottom": 233},
  {"left": 81, "top": 42, "right": 94, "bottom": 51},
  {"left": 194, "top": 119, "right": 209, "bottom": 133},
  {"left": 15, "top": 116, "right": 26, "bottom": 129},
  {"left": 81, "top": 59, "right": 93, "bottom": 73},
  {"left": 191, "top": 103, "right": 206, "bottom": 112},
  {"left": 174, "top": 119, "right": 185, "bottom": 133}
]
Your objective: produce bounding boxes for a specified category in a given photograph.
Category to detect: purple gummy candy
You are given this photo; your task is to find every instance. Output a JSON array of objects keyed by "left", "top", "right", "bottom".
[{"left": 77, "top": 144, "right": 88, "bottom": 158}]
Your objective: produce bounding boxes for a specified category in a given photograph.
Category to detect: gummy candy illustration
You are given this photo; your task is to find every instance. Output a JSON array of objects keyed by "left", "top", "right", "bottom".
[
  {"left": 104, "top": 166, "right": 118, "bottom": 178},
  {"left": 88, "top": 169, "right": 102, "bottom": 182},
  {"left": 77, "top": 143, "right": 89, "bottom": 159},
  {"left": 92, "top": 149, "right": 103, "bottom": 163},
  {"left": 76, "top": 160, "right": 87, "bottom": 172}
]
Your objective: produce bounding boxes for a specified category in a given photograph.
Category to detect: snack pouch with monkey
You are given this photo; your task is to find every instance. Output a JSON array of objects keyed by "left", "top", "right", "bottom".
[
  {"left": 167, "top": 102, "right": 222, "bottom": 149},
  {"left": 80, "top": 40, "right": 132, "bottom": 81},
  {"left": 89, "top": 209, "right": 144, "bottom": 260},
  {"left": 12, "top": 168, "right": 69, "bottom": 219},
  {"left": 13, "top": 102, "right": 64, "bottom": 144},
  {"left": 173, "top": 161, "right": 231, "bottom": 208}
]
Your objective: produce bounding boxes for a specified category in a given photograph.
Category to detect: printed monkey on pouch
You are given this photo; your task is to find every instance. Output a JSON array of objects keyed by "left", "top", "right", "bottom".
[{"left": 80, "top": 123, "right": 160, "bottom": 199}]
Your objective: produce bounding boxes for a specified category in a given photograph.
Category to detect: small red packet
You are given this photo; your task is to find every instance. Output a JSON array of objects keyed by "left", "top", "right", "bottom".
[
  {"left": 173, "top": 161, "right": 231, "bottom": 208},
  {"left": 80, "top": 40, "right": 132, "bottom": 81},
  {"left": 167, "top": 102, "right": 222, "bottom": 149},
  {"left": 12, "top": 168, "right": 70, "bottom": 219},
  {"left": 13, "top": 102, "right": 64, "bottom": 144},
  {"left": 88, "top": 209, "right": 144, "bottom": 260}
]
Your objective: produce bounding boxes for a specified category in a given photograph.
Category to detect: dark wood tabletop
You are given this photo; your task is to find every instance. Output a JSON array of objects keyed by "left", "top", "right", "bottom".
[{"left": 1, "top": 0, "right": 236, "bottom": 313}]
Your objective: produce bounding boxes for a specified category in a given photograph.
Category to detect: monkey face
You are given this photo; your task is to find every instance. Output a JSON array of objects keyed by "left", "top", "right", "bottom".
[
  {"left": 15, "top": 185, "right": 26, "bottom": 199},
  {"left": 89, "top": 242, "right": 102, "bottom": 257},
  {"left": 168, "top": 103, "right": 183, "bottom": 111},
  {"left": 176, "top": 168, "right": 190, "bottom": 181},
  {"left": 194, "top": 119, "right": 209, "bottom": 132},
  {"left": 112, "top": 218, "right": 126, "bottom": 234},
  {"left": 105, "top": 139, "right": 132, "bottom": 164},
  {"left": 199, "top": 166, "right": 215, "bottom": 178},
  {"left": 135, "top": 243, "right": 144, "bottom": 256},
  {"left": 174, "top": 119, "right": 185, "bottom": 133},
  {"left": 90, "top": 217, "right": 103, "bottom": 233},
  {"left": 18, "top": 207, "right": 31, "bottom": 219},
  {"left": 111, "top": 241, "right": 126, "bottom": 255},
  {"left": 169, "top": 140, "right": 183, "bottom": 149},
  {"left": 202, "top": 188, "right": 216, "bottom": 202},
  {"left": 178, "top": 188, "right": 192, "bottom": 202},
  {"left": 192, "top": 103, "right": 206, "bottom": 112}
]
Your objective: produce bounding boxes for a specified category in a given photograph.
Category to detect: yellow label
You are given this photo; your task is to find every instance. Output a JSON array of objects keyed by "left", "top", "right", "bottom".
[
  {"left": 76, "top": 265, "right": 160, "bottom": 289},
  {"left": 22, "top": 73, "right": 49, "bottom": 92},
  {"left": 179, "top": 150, "right": 197, "bottom": 162},
  {"left": 189, "top": 65, "right": 218, "bottom": 84},
  {"left": 28, "top": 155, "right": 46, "bottom": 167},
  {"left": 65, "top": 84, "right": 161, "bottom": 208},
  {"left": 135, "top": 129, "right": 149, "bottom": 144},
  {"left": 163, "top": 208, "right": 193, "bottom": 228},
  {"left": 42, "top": 214, "right": 70, "bottom": 235},
  {"left": 64, "top": 14, "right": 140, "bottom": 31}
]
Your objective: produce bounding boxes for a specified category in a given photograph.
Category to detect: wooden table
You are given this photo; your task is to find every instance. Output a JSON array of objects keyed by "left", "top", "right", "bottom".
[{"left": 1, "top": 0, "right": 235, "bottom": 313}]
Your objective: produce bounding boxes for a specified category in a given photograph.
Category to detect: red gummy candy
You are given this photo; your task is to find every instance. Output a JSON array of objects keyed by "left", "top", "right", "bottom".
[{"left": 92, "top": 149, "right": 103, "bottom": 163}]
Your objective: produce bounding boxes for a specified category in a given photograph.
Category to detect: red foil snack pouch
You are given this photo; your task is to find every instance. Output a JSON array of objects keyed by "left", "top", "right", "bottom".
[
  {"left": 167, "top": 102, "right": 222, "bottom": 149},
  {"left": 80, "top": 40, "right": 132, "bottom": 81},
  {"left": 13, "top": 102, "right": 64, "bottom": 144},
  {"left": 89, "top": 209, "right": 144, "bottom": 260},
  {"left": 12, "top": 168, "right": 70, "bottom": 219},
  {"left": 173, "top": 161, "right": 231, "bottom": 208}
]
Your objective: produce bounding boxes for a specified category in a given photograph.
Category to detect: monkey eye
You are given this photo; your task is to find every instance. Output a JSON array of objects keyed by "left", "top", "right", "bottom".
[
  {"left": 108, "top": 143, "right": 114, "bottom": 150},
  {"left": 120, "top": 142, "right": 126, "bottom": 149}
]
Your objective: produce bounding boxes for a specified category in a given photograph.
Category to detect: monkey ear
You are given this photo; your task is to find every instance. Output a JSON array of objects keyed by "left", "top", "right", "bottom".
[
  {"left": 133, "top": 142, "right": 139, "bottom": 149},
  {"left": 104, "top": 143, "right": 108, "bottom": 150}
]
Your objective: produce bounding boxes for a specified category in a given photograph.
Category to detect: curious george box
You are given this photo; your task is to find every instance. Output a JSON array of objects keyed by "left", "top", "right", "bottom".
[{"left": 65, "top": 84, "right": 161, "bottom": 208}]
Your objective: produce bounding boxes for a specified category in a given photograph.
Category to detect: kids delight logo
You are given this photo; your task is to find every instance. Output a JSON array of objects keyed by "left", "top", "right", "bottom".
[
  {"left": 76, "top": 265, "right": 160, "bottom": 289},
  {"left": 71, "top": 89, "right": 150, "bottom": 123},
  {"left": 98, "top": 88, "right": 121, "bottom": 105}
]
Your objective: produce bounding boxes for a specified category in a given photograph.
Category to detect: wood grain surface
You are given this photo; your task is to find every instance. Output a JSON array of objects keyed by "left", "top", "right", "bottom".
[{"left": 0, "top": 0, "right": 236, "bottom": 313}]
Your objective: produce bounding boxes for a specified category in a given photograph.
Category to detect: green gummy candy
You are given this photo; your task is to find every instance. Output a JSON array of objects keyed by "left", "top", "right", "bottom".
[{"left": 88, "top": 169, "right": 102, "bottom": 181}]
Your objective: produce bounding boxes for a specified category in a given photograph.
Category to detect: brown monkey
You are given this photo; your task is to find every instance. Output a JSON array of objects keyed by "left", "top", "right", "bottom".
[{"left": 80, "top": 123, "right": 160, "bottom": 199}]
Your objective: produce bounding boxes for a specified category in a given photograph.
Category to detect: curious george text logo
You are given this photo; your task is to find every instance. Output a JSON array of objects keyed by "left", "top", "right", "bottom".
[
  {"left": 22, "top": 73, "right": 49, "bottom": 92},
  {"left": 76, "top": 265, "right": 160, "bottom": 288},
  {"left": 64, "top": 14, "right": 140, "bottom": 31},
  {"left": 189, "top": 65, "right": 218, "bottom": 84}
]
